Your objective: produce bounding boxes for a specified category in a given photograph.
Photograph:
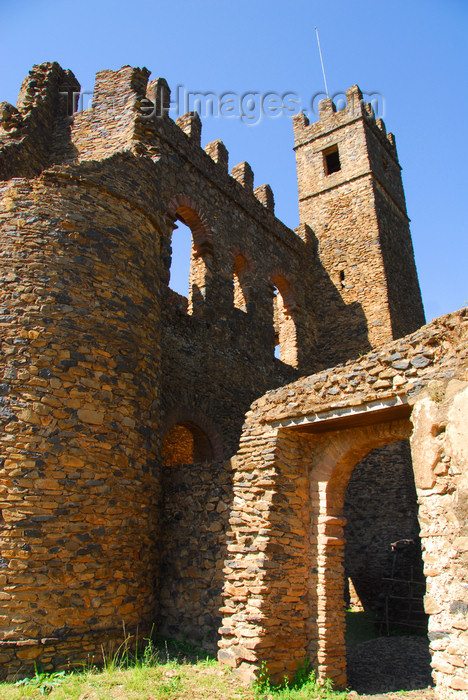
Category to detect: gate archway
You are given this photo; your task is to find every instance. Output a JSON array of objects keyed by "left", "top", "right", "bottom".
[{"left": 219, "top": 401, "right": 415, "bottom": 686}]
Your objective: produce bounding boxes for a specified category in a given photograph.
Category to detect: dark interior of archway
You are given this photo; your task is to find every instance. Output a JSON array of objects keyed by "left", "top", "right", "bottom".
[
  {"left": 344, "top": 440, "right": 431, "bottom": 694},
  {"left": 161, "top": 421, "right": 213, "bottom": 466},
  {"left": 344, "top": 439, "right": 427, "bottom": 632}
]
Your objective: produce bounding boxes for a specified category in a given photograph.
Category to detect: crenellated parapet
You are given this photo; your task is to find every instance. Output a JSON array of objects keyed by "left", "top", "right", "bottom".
[
  {"left": 0, "top": 64, "right": 291, "bottom": 249},
  {"left": 293, "top": 85, "right": 397, "bottom": 157},
  {"left": 176, "top": 111, "right": 202, "bottom": 143},
  {"left": 254, "top": 184, "right": 274, "bottom": 212},
  {"left": 204, "top": 139, "right": 229, "bottom": 171},
  {"left": 0, "top": 62, "right": 79, "bottom": 178},
  {"left": 231, "top": 161, "right": 254, "bottom": 190}
]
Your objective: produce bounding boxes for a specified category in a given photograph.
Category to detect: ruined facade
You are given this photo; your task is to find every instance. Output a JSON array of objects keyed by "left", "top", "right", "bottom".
[{"left": 0, "top": 62, "right": 466, "bottom": 697}]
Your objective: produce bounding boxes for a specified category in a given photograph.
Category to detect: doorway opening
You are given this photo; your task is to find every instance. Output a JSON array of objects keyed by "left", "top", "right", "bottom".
[{"left": 343, "top": 440, "right": 430, "bottom": 693}]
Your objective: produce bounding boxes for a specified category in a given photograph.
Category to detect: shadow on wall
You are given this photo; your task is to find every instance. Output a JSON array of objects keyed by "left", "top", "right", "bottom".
[
  {"left": 156, "top": 408, "right": 229, "bottom": 651},
  {"left": 298, "top": 226, "right": 372, "bottom": 370},
  {"left": 157, "top": 456, "right": 233, "bottom": 650}
]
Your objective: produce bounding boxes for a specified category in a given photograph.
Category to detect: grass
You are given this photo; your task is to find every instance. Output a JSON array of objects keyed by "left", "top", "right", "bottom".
[
  {"left": 0, "top": 636, "right": 350, "bottom": 700},
  {"left": 253, "top": 663, "right": 349, "bottom": 699},
  {"left": 1, "top": 615, "right": 427, "bottom": 699}
]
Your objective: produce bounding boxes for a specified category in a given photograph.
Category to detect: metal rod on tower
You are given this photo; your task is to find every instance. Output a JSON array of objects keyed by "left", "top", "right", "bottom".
[{"left": 315, "top": 27, "right": 330, "bottom": 99}]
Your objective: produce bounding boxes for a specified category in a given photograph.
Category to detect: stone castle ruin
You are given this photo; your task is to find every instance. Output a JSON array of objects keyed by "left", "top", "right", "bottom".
[{"left": 0, "top": 63, "right": 467, "bottom": 697}]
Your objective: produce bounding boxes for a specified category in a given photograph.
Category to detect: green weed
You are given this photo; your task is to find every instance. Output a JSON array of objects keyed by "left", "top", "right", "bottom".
[
  {"left": 253, "top": 661, "right": 348, "bottom": 699},
  {"left": 14, "top": 664, "right": 67, "bottom": 695}
]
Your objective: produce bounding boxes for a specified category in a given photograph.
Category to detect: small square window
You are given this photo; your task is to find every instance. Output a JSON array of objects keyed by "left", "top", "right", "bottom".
[{"left": 323, "top": 145, "right": 341, "bottom": 175}]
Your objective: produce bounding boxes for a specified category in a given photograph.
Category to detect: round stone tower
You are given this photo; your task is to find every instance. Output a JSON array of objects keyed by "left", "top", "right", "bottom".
[{"left": 0, "top": 169, "right": 163, "bottom": 676}]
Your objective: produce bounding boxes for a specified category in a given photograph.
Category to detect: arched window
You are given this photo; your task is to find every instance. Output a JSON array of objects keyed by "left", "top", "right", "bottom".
[
  {"left": 169, "top": 220, "right": 192, "bottom": 299},
  {"left": 272, "top": 274, "right": 298, "bottom": 367},
  {"left": 161, "top": 421, "right": 213, "bottom": 466},
  {"left": 233, "top": 254, "right": 250, "bottom": 312},
  {"left": 166, "top": 196, "right": 213, "bottom": 315}
]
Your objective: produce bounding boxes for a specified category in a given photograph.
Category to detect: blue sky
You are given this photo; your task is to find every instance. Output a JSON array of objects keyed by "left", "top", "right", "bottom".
[{"left": 1, "top": 0, "right": 467, "bottom": 321}]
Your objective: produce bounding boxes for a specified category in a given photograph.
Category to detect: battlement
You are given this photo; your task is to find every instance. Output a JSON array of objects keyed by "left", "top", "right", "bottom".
[
  {"left": 0, "top": 65, "right": 423, "bottom": 353},
  {"left": 293, "top": 84, "right": 397, "bottom": 156},
  {"left": 1, "top": 66, "right": 270, "bottom": 200},
  {"left": 0, "top": 64, "right": 289, "bottom": 244}
]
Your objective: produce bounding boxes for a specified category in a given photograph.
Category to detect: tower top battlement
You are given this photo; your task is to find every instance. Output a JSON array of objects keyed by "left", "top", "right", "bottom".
[{"left": 293, "top": 84, "right": 397, "bottom": 156}]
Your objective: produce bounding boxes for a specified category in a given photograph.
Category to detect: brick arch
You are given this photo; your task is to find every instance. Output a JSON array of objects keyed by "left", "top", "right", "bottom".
[
  {"left": 270, "top": 269, "right": 297, "bottom": 313},
  {"left": 325, "top": 418, "right": 413, "bottom": 496},
  {"left": 166, "top": 194, "right": 213, "bottom": 257},
  {"left": 161, "top": 405, "right": 224, "bottom": 462},
  {"left": 231, "top": 246, "right": 256, "bottom": 275}
]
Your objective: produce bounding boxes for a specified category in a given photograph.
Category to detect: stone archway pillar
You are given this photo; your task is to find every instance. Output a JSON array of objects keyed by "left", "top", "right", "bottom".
[{"left": 314, "top": 487, "right": 347, "bottom": 686}]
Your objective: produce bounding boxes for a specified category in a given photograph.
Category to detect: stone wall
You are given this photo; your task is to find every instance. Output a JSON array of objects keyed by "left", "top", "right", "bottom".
[{"left": 158, "top": 460, "right": 233, "bottom": 651}]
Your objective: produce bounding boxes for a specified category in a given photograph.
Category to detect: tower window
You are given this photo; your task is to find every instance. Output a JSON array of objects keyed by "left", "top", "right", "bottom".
[{"left": 323, "top": 145, "right": 341, "bottom": 175}]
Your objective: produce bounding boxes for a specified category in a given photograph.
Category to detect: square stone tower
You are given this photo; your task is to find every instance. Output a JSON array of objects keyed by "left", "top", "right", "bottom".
[{"left": 293, "top": 86, "right": 425, "bottom": 351}]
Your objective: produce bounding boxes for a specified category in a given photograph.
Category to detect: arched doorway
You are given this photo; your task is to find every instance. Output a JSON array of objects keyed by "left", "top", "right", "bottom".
[
  {"left": 305, "top": 413, "right": 415, "bottom": 687},
  {"left": 219, "top": 402, "right": 430, "bottom": 690},
  {"left": 344, "top": 440, "right": 425, "bottom": 616},
  {"left": 343, "top": 440, "right": 429, "bottom": 693}
]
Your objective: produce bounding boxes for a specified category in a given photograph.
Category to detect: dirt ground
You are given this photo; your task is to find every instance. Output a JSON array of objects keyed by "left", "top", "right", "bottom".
[{"left": 347, "top": 635, "right": 435, "bottom": 698}]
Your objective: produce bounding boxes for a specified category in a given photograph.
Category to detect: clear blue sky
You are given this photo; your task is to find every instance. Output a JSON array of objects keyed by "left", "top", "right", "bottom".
[{"left": 1, "top": 0, "right": 467, "bottom": 321}]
